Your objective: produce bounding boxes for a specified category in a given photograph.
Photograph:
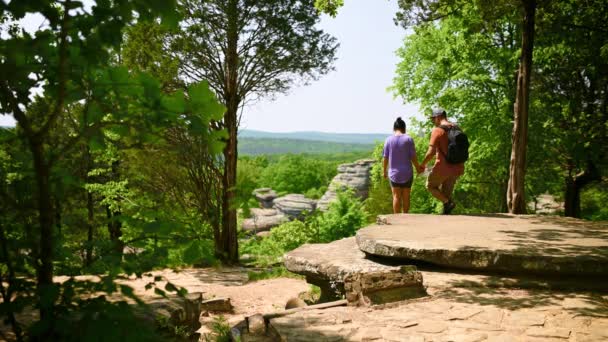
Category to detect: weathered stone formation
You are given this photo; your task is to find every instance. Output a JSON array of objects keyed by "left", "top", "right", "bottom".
[
  {"left": 273, "top": 194, "right": 317, "bottom": 220},
  {"left": 317, "top": 159, "right": 375, "bottom": 211},
  {"left": 252, "top": 188, "right": 278, "bottom": 209},
  {"left": 242, "top": 208, "right": 288, "bottom": 233},
  {"left": 284, "top": 237, "right": 425, "bottom": 305},
  {"left": 357, "top": 214, "right": 608, "bottom": 277},
  {"left": 529, "top": 193, "right": 564, "bottom": 214},
  {"left": 146, "top": 292, "right": 204, "bottom": 338}
]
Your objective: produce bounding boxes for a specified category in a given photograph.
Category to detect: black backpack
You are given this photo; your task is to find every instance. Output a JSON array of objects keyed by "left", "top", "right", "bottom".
[{"left": 439, "top": 124, "right": 469, "bottom": 164}]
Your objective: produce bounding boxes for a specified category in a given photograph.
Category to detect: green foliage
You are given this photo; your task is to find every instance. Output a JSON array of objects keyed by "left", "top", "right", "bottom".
[
  {"left": 240, "top": 220, "right": 316, "bottom": 267},
  {"left": 581, "top": 184, "right": 608, "bottom": 221},
  {"left": 206, "top": 316, "right": 232, "bottom": 342},
  {"left": 314, "top": 190, "right": 367, "bottom": 242},
  {"left": 241, "top": 190, "right": 366, "bottom": 267},
  {"left": 156, "top": 315, "right": 194, "bottom": 340},
  {"left": 258, "top": 154, "right": 337, "bottom": 195},
  {"left": 122, "top": 21, "right": 180, "bottom": 92},
  {"left": 175, "top": 0, "right": 338, "bottom": 98},
  {"left": 389, "top": 0, "right": 608, "bottom": 217},
  {"left": 315, "top": 0, "right": 344, "bottom": 17},
  {"left": 236, "top": 156, "right": 268, "bottom": 216},
  {"left": 0, "top": 0, "right": 228, "bottom": 338}
]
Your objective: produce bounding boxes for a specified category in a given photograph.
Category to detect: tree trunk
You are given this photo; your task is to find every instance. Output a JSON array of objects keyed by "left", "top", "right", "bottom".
[
  {"left": 564, "top": 161, "right": 600, "bottom": 218},
  {"left": 107, "top": 160, "right": 124, "bottom": 256},
  {"left": 106, "top": 206, "right": 124, "bottom": 256},
  {"left": 55, "top": 199, "right": 61, "bottom": 236},
  {"left": 85, "top": 147, "right": 94, "bottom": 267},
  {"left": 219, "top": 0, "right": 240, "bottom": 263},
  {"left": 85, "top": 191, "right": 94, "bottom": 267},
  {"left": 0, "top": 225, "right": 24, "bottom": 342},
  {"left": 30, "top": 140, "right": 55, "bottom": 337},
  {"left": 507, "top": 0, "right": 536, "bottom": 214}
]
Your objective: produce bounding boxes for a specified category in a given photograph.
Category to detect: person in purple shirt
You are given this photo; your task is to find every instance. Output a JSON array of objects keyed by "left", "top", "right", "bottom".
[{"left": 383, "top": 117, "right": 424, "bottom": 213}]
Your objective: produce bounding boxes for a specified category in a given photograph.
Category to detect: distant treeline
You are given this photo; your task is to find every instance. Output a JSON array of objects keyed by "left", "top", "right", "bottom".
[{"left": 238, "top": 137, "right": 375, "bottom": 155}]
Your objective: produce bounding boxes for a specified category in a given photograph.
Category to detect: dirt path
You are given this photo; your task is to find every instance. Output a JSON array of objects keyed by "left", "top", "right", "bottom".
[
  {"left": 115, "top": 267, "right": 309, "bottom": 335},
  {"left": 2, "top": 267, "right": 309, "bottom": 341}
]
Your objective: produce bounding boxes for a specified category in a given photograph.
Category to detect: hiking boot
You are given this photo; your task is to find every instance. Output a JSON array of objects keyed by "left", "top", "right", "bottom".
[{"left": 442, "top": 200, "right": 456, "bottom": 215}]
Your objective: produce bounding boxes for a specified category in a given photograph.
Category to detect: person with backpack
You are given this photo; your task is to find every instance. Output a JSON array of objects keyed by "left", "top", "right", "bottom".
[
  {"left": 420, "top": 108, "right": 469, "bottom": 214},
  {"left": 383, "top": 117, "right": 424, "bottom": 214}
]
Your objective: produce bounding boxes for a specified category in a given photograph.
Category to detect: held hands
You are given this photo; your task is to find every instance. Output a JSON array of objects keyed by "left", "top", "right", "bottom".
[{"left": 416, "top": 164, "right": 425, "bottom": 175}]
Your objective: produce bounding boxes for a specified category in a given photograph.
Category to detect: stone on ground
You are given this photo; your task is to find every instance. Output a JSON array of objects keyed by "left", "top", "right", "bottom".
[
  {"left": 318, "top": 159, "right": 375, "bottom": 211},
  {"left": 268, "top": 269, "right": 608, "bottom": 342},
  {"left": 284, "top": 237, "right": 425, "bottom": 304},
  {"left": 253, "top": 188, "right": 278, "bottom": 209},
  {"left": 529, "top": 193, "right": 564, "bottom": 214},
  {"left": 247, "top": 314, "right": 267, "bottom": 335},
  {"left": 357, "top": 214, "right": 608, "bottom": 276},
  {"left": 273, "top": 194, "right": 317, "bottom": 219},
  {"left": 201, "top": 297, "right": 233, "bottom": 313},
  {"left": 242, "top": 208, "right": 288, "bottom": 233}
]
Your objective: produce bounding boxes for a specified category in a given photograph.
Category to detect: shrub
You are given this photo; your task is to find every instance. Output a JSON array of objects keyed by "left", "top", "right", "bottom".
[
  {"left": 258, "top": 154, "right": 337, "bottom": 195},
  {"left": 581, "top": 183, "right": 608, "bottom": 221},
  {"left": 314, "top": 189, "right": 367, "bottom": 242},
  {"left": 240, "top": 220, "right": 316, "bottom": 267}
]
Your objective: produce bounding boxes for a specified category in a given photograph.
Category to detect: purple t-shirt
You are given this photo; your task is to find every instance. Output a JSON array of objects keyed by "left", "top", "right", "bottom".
[{"left": 383, "top": 134, "right": 416, "bottom": 183}]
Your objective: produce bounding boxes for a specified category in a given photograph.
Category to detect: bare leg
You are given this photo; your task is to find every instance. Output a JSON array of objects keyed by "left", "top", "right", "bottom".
[
  {"left": 401, "top": 188, "right": 412, "bottom": 213},
  {"left": 440, "top": 175, "right": 458, "bottom": 201},
  {"left": 391, "top": 187, "right": 402, "bottom": 213},
  {"left": 426, "top": 171, "right": 449, "bottom": 203}
]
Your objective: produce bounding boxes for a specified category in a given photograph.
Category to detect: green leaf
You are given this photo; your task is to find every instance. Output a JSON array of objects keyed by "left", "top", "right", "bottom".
[
  {"left": 188, "top": 81, "right": 225, "bottom": 121},
  {"left": 88, "top": 134, "right": 106, "bottom": 151},
  {"left": 162, "top": 90, "right": 185, "bottom": 114},
  {"left": 86, "top": 102, "right": 105, "bottom": 124},
  {"left": 143, "top": 221, "right": 162, "bottom": 234}
]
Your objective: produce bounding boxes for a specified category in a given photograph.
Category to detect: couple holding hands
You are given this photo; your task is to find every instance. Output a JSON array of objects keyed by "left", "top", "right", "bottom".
[{"left": 382, "top": 108, "right": 466, "bottom": 215}]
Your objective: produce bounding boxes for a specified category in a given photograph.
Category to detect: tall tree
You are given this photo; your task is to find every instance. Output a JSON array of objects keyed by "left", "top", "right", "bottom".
[
  {"left": 394, "top": 0, "right": 539, "bottom": 214},
  {"left": 173, "top": 0, "right": 338, "bottom": 262},
  {"left": 506, "top": 0, "right": 536, "bottom": 214},
  {"left": 532, "top": 0, "right": 608, "bottom": 217},
  {"left": 0, "top": 0, "right": 225, "bottom": 337},
  {"left": 391, "top": 3, "right": 521, "bottom": 213},
  {"left": 318, "top": 0, "right": 540, "bottom": 214}
]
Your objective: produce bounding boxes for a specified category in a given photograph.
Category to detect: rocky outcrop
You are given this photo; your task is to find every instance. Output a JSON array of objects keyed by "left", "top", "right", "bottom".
[
  {"left": 284, "top": 237, "right": 425, "bottom": 304},
  {"left": 242, "top": 208, "right": 288, "bottom": 233},
  {"left": 318, "top": 159, "right": 375, "bottom": 211},
  {"left": 357, "top": 214, "right": 608, "bottom": 277},
  {"left": 253, "top": 188, "right": 278, "bottom": 209},
  {"left": 273, "top": 194, "right": 317, "bottom": 220},
  {"left": 529, "top": 194, "right": 564, "bottom": 214}
]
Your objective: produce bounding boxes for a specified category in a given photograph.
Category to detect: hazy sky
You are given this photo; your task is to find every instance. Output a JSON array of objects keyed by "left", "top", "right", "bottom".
[
  {"left": 243, "top": 0, "right": 420, "bottom": 134},
  {"left": 1, "top": 0, "right": 421, "bottom": 133}
]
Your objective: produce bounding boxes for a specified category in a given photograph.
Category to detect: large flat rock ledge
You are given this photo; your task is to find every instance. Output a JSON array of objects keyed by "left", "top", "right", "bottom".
[
  {"left": 284, "top": 237, "right": 425, "bottom": 305},
  {"left": 358, "top": 214, "right": 608, "bottom": 276}
]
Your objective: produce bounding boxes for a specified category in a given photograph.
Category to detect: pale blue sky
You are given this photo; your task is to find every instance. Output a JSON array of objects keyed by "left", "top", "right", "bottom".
[
  {"left": 1, "top": 0, "right": 420, "bottom": 134},
  {"left": 243, "top": 0, "right": 420, "bottom": 134}
]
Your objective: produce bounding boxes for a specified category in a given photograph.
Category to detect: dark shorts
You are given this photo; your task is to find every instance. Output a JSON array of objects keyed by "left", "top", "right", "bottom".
[{"left": 390, "top": 177, "right": 413, "bottom": 189}]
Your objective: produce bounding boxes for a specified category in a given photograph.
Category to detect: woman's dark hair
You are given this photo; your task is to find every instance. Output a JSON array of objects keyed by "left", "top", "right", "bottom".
[{"left": 393, "top": 117, "right": 406, "bottom": 133}]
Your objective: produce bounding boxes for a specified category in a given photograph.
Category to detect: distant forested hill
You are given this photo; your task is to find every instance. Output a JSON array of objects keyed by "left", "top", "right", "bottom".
[
  {"left": 238, "top": 137, "right": 374, "bottom": 155},
  {"left": 239, "top": 129, "right": 387, "bottom": 145}
]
